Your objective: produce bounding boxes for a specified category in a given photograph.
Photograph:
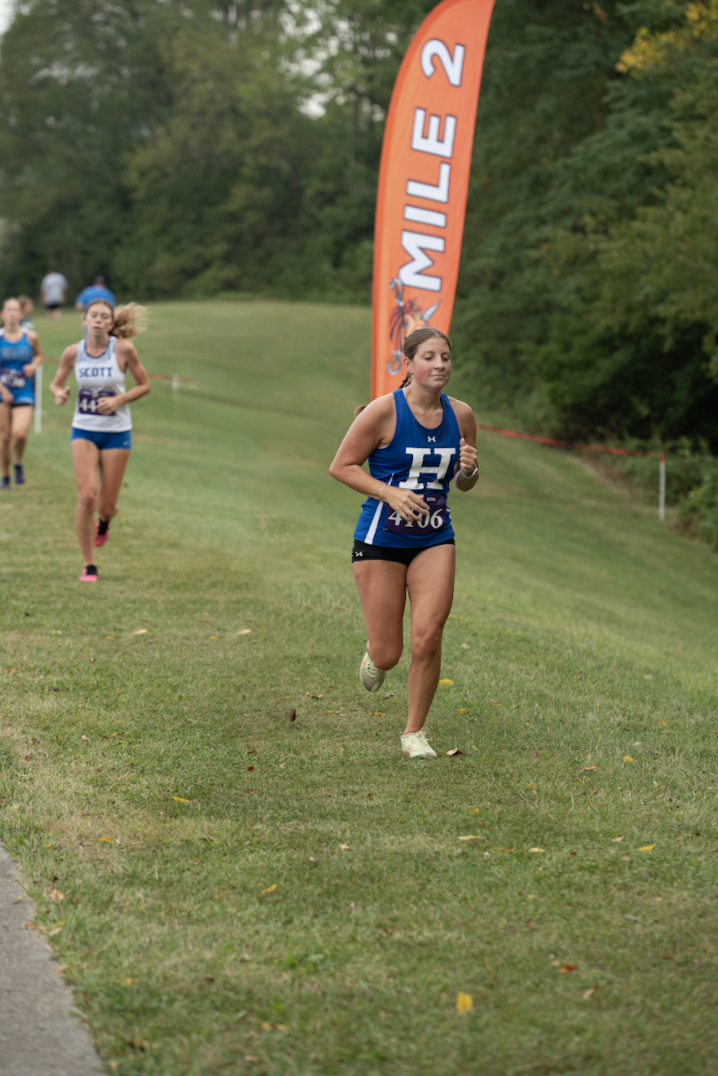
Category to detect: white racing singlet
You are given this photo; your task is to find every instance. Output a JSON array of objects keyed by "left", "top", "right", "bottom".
[{"left": 72, "top": 336, "right": 132, "bottom": 433}]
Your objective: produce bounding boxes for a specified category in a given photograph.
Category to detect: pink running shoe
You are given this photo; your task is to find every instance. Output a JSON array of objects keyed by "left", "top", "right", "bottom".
[
  {"left": 94, "top": 518, "right": 111, "bottom": 547},
  {"left": 79, "top": 565, "right": 98, "bottom": 582}
]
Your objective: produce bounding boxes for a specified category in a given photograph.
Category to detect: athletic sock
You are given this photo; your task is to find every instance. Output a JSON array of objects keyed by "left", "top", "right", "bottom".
[{"left": 97, "top": 518, "right": 110, "bottom": 536}]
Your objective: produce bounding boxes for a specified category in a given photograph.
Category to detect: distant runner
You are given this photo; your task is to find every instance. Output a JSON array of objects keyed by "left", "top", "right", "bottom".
[
  {"left": 50, "top": 300, "right": 150, "bottom": 582},
  {"left": 0, "top": 297, "right": 45, "bottom": 489},
  {"left": 74, "top": 275, "right": 116, "bottom": 312},
  {"left": 329, "top": 328, "right": 479, "bottom": 760},
  {"left": 40, "top": 269, "right": 68, "bottom": 320}
]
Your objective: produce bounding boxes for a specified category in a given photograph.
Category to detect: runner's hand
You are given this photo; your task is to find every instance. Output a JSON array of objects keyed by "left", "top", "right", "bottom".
[
  {"left": 97, "top": 397, "right": 119, "bottom": 415},
  {"left": 458, "top": 437, "right": 477, "bottom": 477},
  {"left": 52, "top": 386, "right": 71, "bottom": 406},
  {"left": 22, "top": 363, "right": 35, "bottom": 376},
  {"left": 0, "top": 387, "right": 13, "bottom": 405},
  {"left": 384, "top": 488, "right": 429, "bottom": 523}
]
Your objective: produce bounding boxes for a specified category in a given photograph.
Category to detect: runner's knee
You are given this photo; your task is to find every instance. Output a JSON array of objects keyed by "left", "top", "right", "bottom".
[
  {"left": 411, "top": 624, "right": 443, "bottom": 660},
  {"left": 78, "top": 490, "right": 97, "bottom": 512},
  {"left": 370, "top": 641, "right": 403, "bottom": 670}
]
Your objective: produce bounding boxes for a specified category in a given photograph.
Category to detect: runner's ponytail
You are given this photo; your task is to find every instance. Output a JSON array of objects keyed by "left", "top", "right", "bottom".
[{"left": 84, "top": 299, "right": 148, "bottom": 339}]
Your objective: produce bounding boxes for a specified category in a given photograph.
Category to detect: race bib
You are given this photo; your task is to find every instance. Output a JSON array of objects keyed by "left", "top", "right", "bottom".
[
  {"left": 77, "top": 388, "right": 116, "bottom": 414},
  {"left": 0, "top": 368, "right": 26, "bottom": 390},
  {"left": 384, "top": 493, "right": 448, "bottom": 535}
]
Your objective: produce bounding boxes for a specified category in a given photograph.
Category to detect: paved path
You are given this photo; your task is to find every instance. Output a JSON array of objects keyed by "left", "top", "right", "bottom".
[{"left": 0, "top": 842, "right": 103, "bottom": 1076}]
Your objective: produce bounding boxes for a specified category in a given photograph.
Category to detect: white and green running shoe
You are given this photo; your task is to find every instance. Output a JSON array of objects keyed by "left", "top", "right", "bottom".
[
  {"left": 400, "top": 730, "right": 437, "bottom": 759},
  {"left": 360, "top": 651, "right": 386, "bottom": 692}
]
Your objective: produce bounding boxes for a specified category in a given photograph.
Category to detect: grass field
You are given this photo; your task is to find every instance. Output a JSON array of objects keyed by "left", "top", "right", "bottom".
[{"left": 1, "top": 299, "right": 718, "bottom": 1076}]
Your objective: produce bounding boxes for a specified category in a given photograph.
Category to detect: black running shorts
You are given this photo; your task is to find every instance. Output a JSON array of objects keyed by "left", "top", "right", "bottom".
[{"left": 351, "top": 538, "right": 455, "bottom": 566}]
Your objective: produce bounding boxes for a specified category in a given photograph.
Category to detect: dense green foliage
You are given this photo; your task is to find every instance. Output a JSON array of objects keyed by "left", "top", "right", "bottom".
[{"left": 1, "top": 0, "right": 718, "bottom": 468}]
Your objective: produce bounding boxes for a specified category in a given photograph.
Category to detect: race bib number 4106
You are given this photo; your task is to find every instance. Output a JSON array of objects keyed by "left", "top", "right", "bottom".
[{"left": 384, "top": 493, "right": 448, "bottom": 535}]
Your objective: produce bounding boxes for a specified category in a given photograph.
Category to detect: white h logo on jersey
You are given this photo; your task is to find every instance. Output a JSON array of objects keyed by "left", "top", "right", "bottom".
[{"left": 399, "top": 447, "right": 454, "bottom": 490}]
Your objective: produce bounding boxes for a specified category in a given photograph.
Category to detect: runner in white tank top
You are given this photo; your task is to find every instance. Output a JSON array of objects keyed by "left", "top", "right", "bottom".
[{"left": 50, "top": 299, "right": 150, "bottom": 582}]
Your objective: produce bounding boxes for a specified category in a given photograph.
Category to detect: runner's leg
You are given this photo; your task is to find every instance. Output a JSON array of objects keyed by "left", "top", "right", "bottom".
[
  {"left": 353, "top": 559, "right": 407, "bottom": 671},
  {"left": 404, "top": 543, "right": 456, "bottom": 734},
  {"left": 71, "top": 438, "right": 101, "bottom": 565},
  {"left": 0, "top": 404, "right": 11, "bottom": 479},
  {"left": 11, "top": 405, "right": 33, "bottom": 464},
  {"left": 97, "top": 449, "right": 131, "bottom": 522}
]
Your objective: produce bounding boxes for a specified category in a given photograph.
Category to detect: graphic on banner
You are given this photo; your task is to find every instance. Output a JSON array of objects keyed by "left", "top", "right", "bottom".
[{"left": 371, "top": 0, "right": 495, "bottom": 399}]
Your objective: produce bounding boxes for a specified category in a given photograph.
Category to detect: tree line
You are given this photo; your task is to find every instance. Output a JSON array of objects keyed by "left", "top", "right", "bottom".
[{"left": 0, "top": 1, "right": 717, "bottom": 468}]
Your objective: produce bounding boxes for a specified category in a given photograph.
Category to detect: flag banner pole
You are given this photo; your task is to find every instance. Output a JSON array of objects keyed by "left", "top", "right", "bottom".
[
  {"left": 371, "top": 0, "right": 495, "bottom": 399},
  {"left": 659, "top": 453, "right": 666, "bottom": 522},
  {"left": 34, "top": 365, "right": 42, "bottom": 434}
]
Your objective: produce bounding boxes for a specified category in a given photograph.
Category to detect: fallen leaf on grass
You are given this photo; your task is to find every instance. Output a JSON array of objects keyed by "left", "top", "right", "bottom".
[
  {"left": 456, "top": 992, "right": 473, "bottom": 1014},
  {"left": 384, "top": 693, "right": 397, "bottom": 698},
  {"left": 244, "top": 1057, "right": 259, "bottom": 1063},
  {"left": 447, "top": 748, "right": 464, "bottom": 757},
  {"left": 529, "top": 848, "right": 544, "bottom": 853},
  {"left": 532, "top": 750, "right": 541, "bottom": 758},
  {"left": 339, "top": 844, "right": 350, "bottom": 851},
  {"left": 210, "top": 636, "right": 218, "bottom": 640},
  {"left": 582, "top": 985, "right": 599, "bottom": 999},
  {"left": 24, "top": 755, "right": 33, "bottom": 761},
  {"left": 172, "top": 797, "right": 190, "bottom": 804},
  {"left": 611, "top": 836, "right": 625, "bottom": 842},
  {"left": 106, "top": 637, "right": 114, "bottom": 641},
  {"left": 639, "top": 845, "right": 655, "bottom": 853},
  {"left": 559, "top": 964, "right": 578, "bottom": 973},
  {"left": 371, "top": 712, "right": 385, "bottom": 716},
  {"left": 458, "top": 835, "right": 484, "bottom": 841},
  {"left": 276, "top": 1024, "right": 287, "bottom": 1031},
  {"left": 81, "top": 735, "right": 89, "bottom": 741},
  {"left": 501, "top": 848, "right": 513, "bottom": 853},
  {"left": 262, "top": 884, "right": 277, "bottom": 894},
  {"left": 49, "top": 889, "right": 64, "bottom": 902},
  {"left": 49, "top": 927, "right": 62, "bottom": 937},
  {"left": 236, "top": 629, "right": 252, "bottom": 635},
  {"left": 131, "top": 629, "right": 148, "bottom": 635},
  {"left": 99, "top": 836, "right": 114, "bottom": 843},
  {"left": 289, "top": 710, "right": 297, "bottom": 722},
  {"left": 580, "top": 765, "right": 599, "bottom": 773},
  {"left": 247, "top": 765, "right": 255, "bottom": 772},
  {"left": 623, "top": 756, "right": 634, "bottom": 762},
  {"left": 438, "top": 679, "right": 454, "bottom": 686},
  {"left": 489, "top": 699, "right": 500, "bottom": 706},
  {"left": 458, "top": 708, "right": 468, "bottom": 714},
  {"left": 13, "top": 895, "right": 24, "bottom": 905},
  {"left": 470, "top": 808, "right": 480, "bottom": 815},
  {"left": 24, "top": 922, "right": 36, "bottom": 930}
]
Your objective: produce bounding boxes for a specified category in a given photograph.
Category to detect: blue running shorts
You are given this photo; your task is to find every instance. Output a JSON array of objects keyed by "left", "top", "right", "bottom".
[{"left": 71, "top": 427, "right": 132, "bottom": 451}]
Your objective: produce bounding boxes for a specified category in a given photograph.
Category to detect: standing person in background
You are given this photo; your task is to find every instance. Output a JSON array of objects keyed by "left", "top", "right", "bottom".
[
  {"left": 40, "top": 269, "right": 68, "bottom": 320},
  {"left": 75, "top": 275, "right": 116, "bottom": 312},
  {"left": 50, "top": 299, "right": 150, "bottom": 582},
  {"left": 0, "top": 298, "right": 44, "bottom": 489},
  {"left": 18, "top": 297, "right": 36, "bottom": 331}
]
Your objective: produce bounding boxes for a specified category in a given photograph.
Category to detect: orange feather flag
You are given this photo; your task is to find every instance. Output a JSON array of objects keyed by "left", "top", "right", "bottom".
[{"left": 371, "top": 0, "right": 495, "bottom": 399}]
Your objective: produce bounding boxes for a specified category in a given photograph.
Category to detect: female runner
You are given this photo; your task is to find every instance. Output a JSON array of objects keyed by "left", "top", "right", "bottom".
[
  {"left": 329, "top": 327, "right": 479, "bottom": 759},
  {"left": 50, "top": 299, "right": 150, "bottom": 581},
  {"left": 0, "top": 297, "right": 44, "bottom": 489}
]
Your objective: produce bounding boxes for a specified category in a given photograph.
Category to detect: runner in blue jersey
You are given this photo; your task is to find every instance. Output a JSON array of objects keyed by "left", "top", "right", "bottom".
[
  {"left": 50, "top": 299, "right": 150, "bottom": 582},
  {"left": 329, "top": 327, "right": 479, "bottom": 759},
  {"left": 0, "top": 297, "right": 45, "bottom": 489}
]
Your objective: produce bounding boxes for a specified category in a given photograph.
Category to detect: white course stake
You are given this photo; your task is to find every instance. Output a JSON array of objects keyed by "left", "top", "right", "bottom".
[
  {"left": 172, "top": 374, "right": 179, "bottom": 395},
  {"left": 34, "top": 365, "right": 42, "bottom": 434},
  {"left": 658, "top": 453, "right": 666, "bottom": 522}
]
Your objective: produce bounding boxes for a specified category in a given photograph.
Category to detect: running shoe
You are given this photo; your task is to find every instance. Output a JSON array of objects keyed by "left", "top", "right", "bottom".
[
  {"left": 401, "top": 730, "right": 437, "bottom": 759},
  {"left": 0, "top": 476, "right": 9, "bottom": 491},
  {"left": 79, "top": 565, "right": 98, "bottom": 583},
  {"left": 13, "top": 463, "right": 24, "bottom": 485},
  {"left": 360, "top": 651, "right": 386, "bottom": 692},
  {"left": 94, "top": 517, "right": 111, "bottom": 547}
]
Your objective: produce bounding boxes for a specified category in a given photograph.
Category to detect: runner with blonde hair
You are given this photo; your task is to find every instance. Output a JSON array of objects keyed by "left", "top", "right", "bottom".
[
  {"left": 50, "top": 299, "right": 150, "bottom": 581},
  {"left": 329, "top": 327, "right": 479, "bottom": 759},
  {"left": 0, "top": 297, "right": 45, "bottom": 489}
]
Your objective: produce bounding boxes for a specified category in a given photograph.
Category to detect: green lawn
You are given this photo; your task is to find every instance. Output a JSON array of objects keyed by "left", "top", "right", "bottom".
[{"left": 1, "top": 299, "right": 717, "bottom": 1076}]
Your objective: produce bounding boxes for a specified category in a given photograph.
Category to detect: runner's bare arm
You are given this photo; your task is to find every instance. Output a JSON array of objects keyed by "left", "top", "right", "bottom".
[
  {"left": 449, "top": 398, "right": 479, "bottom": 491},
  {"left": 50, "top": 345, "right": 79, "bottom": 406},
  {"left": 329, "top": 396, "right": 430, "bottom": 522},
  {"left": 96, "top": 341, "right": 151, "bottom": 415},
  {"left": 23, "top": 330, "right": 44, "bottom": 377}
]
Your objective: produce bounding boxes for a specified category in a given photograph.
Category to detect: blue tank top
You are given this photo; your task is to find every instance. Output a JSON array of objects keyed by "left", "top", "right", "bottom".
[
  {"left": 0, "top": 332, "right": 33, "bottom": 373},
  {"left": 0, "top": 332, "right": 34, "bottom": 399},
  {"left": 354, "top": 389, "right": 461, "bottom": 547}
]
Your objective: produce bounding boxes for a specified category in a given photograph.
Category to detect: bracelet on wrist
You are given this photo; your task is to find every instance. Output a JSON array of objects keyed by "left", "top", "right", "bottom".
[{"left": 460, "top": 464, "right": 478, "bottom": 480}]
